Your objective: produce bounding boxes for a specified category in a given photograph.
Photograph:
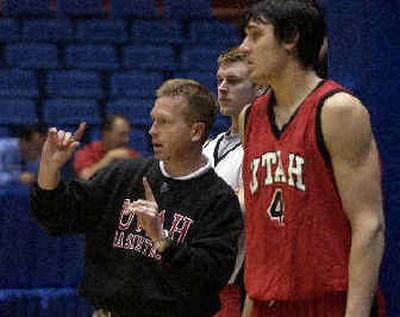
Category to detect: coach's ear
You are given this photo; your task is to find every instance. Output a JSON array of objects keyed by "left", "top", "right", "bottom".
[{"left": 191, "top": 121, "right": 206, "bottom": 143}]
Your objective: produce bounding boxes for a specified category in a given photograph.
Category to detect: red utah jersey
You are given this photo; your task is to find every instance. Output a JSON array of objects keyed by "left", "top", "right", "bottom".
[{"left": 243, "top": 80, "right": 352, "bottom": 301}]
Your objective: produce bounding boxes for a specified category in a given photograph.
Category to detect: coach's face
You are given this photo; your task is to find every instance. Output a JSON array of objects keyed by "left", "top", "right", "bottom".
[{"left": 149, "top": 96, "right": 195, "bottom": 163}]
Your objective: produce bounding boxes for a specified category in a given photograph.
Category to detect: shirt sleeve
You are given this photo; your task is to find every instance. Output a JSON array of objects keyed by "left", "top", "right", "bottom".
[
  {"left": 30, "top": 164, "right": 115, "bottom": 235},
  {"left": 73, "top": 143, "right": 98, "bottom": 175},
  {"left": 128, "top": 148, "right": 141, "bottom": 158},
  {"left": 159, "top": 190, "right": 243, "bottom": 308}
]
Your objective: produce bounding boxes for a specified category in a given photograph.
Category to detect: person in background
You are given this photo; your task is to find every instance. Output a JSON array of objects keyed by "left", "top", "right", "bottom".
[
  {"left": 203, "top": 46, "right": 266, "bottom": 317},
  {"left": 0, "top": 124, "right": 45, "bottom": 186},
  {"left": 73, "top": 114, "right": 140, "bottom": 180}
]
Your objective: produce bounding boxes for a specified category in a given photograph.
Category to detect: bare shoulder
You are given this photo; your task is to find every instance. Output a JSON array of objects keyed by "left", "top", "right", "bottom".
[
  {"left": 322, "top": 91, "right": 368, "bottom": 119},
  {"left": 321, "top": 92, "right": 374, "bottom": 163}
]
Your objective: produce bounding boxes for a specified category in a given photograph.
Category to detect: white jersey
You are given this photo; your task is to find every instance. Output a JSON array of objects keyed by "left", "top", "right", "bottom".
[{"left": 203, "top": 131, "right": 244, "bottom": 284}]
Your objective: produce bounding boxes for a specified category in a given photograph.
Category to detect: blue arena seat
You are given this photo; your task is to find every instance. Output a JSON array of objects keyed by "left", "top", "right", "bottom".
[
  {"left": 76, "top": 19, "right": 128, "bottom": 44},
  {"left": 189, "top": 21, "right": 240, "bottom": 46},
  {"left": 22, "top": 19, "right": 72, "bottom": 43},
  {"left": 164, "top": 0, "right": 211, "bottom": 19},
  {"left": 123, "top": 45, "right": 177, "bottom": 71},
  {"left": 173, "top": 70, "right": 216, "bottom": 93},
  {"left": 5, "top": 43, "right": 58, "bottom": 69},
  {"left": 107, "top": 98, "right": 154, "bottom": 125},
  {"left": 180, "top": 46, "right": 221, "bottom": 71},
  {"left": 0, "top": 70, "right": 38, "bottom": 98},
  {"left": 0, "top": 291, "right": 41, "bottom": 317},
  {"left": 131, "top": 20, "right": 184, "bottom": 45},
  {"left": 111, "top": 71, "right": 163, "bottom": 98},
  {"left": 130, "top": 127, "right": 153, "bottom": 157},
  {"left": 0, "top": 127, "right": 12, "bottom": 137},
  {"left": 0, "top": 183, "right": 86, "bottom": 289},
  {"left": 0, "top": 18, "right": 20, "bottom": 42},
  {"left": 47, "top": 71, "right": 102, "bottom": 98},
  {"left": 57, "top": 0, "right": 104, "bottom": 17},
  {"left": 110, "top": 0, "right": 157, "bottom": 19},
  {"left": 0, "top": 99, "right": 38, "bottom": 125},
  {"left": 3, "top": 0, "right": 51, "bottom": 17},
  {"left": 43, "top": 99, "right": 101, "bottom": 126},
  {"left": 41, "top": 289, "right": 93, "bottom": 317},
  {"left": 64, "top": 45, "right": 118, "bottom": 70}
]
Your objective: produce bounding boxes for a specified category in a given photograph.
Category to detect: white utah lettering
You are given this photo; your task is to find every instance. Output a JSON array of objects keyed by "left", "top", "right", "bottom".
[
  {"left": 250, "top": 157, "right": 260, "bottom": 194},
  {"left": 288, "top": 153, "right": 305, "bottom": 191},
  {"left": 250, "top": 151, "right": 306, "bottom": 194},
  {"left": 261, "top": 152, "right": 276, "bottom": 186}
]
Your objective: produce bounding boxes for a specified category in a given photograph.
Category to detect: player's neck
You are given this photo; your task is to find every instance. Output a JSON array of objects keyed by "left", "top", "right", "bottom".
[
  {"left": 270, "top": 64, "right": 321, "bottom": 111},
  {"left": 229, "top": 115, "right": 240, "bottom": 135}
]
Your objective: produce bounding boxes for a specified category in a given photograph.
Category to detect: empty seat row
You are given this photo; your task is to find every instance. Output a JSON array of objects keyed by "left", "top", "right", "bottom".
[
  {"left": 0, "top": 98, "right": 155, "bottom": 125},
  {"left": 2, "top": 44, "right": 229, "bottom": 72},
  {"left": 2, "top": 0, "right": 212, "bottom": 19},
  {"left": 0, "top": 70, "right": 165, "bottom": 98},
  {"left": 0, "top": 18, "right": 240, "bottom": 46},
  {"left": 0, "top": 67, "right": 216, "bottom": 98}
]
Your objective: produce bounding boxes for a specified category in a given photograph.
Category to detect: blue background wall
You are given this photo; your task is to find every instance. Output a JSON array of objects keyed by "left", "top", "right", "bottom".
[{"left": 327, "top": 1, "right": 400, "bottom": 315}]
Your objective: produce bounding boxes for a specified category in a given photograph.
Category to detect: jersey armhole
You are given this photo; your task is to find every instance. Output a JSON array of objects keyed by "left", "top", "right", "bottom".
[{"left": 316, "top": 89, "right": 349, "bottom": 166}]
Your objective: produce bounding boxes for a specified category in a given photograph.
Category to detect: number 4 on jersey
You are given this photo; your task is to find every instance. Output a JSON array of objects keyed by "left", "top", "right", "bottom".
[{"left": 267, "top": 189, "right": 285, "bottom": 225}]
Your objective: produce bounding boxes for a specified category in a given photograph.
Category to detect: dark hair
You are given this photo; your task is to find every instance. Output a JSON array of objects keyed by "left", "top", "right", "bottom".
[
  {"left": 17, "top": 124, "right": 46, "bottom": 141},
  {"left": 157, "top": 79, "right": 217, "bottom": 143},
  {"left": 101, "top": 114, "right": 130, "bottom": 132},
  {"left": 244, "top": 0, "right": 325, "bottom": 69}
]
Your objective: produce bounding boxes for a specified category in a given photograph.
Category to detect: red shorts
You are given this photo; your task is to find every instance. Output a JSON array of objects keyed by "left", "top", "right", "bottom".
[
  {"left": 374, "top": 288, "right": 386, "bottom": 317},
  {"left": 251, "top": 292, "right": 347, "bottom": 317},
  {"left": 212, "top": 284, "right": 241, "bottom": 317},
  {"left": 251, "top": 290, "right": 386, "bottom": 317}
]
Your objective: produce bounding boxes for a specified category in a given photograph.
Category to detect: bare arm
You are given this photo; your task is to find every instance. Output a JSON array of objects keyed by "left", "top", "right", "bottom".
[
  {"left": 241, "top": 295, "right": 253, "bottom": 317},
  {"left": 79, "top": 154, "right": 112, "bottom": 180},
  {"left": 79, "top": 148, "right": 131, "bottom": 180},
  {"left": 322, "top": 93, "right": 384, "bottom": 317}
]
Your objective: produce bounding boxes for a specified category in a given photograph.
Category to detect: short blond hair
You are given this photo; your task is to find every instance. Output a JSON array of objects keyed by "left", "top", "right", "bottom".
[
  {"left": 156, "top": 79, "right": 217, "bottom": 143},
  {"left": 218, "top": 47, "right": 249, "bottom": 67}
]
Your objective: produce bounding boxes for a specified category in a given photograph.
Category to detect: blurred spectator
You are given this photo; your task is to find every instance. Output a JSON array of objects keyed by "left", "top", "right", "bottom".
[
  {"left": 0, "top": 124, "right": 46, "bottom": 186},
  {"left": 74, "top": 114, "right": 140, "bottom": 180}
]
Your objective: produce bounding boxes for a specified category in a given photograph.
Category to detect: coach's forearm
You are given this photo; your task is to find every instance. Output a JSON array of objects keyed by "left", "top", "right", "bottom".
[
  {"left": 345, "top": 223, "right": 384, "bottom": 317},
  {"left": 38, "top": 161, "right": 61, "bottom": 190}
]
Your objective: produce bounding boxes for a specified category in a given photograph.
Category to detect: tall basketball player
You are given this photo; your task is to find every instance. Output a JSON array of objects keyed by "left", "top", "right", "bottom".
[{"left": 239, "top": 1, "right": 385, "bottom": 316}]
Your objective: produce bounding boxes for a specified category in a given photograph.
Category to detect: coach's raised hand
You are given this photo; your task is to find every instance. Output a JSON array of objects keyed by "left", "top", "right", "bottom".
[
  {"left": 132, "top": 177, "right": 163, "bottom": 242},
  {"left": 38, "top": 123, "right": 86, "bottom": 190}
]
